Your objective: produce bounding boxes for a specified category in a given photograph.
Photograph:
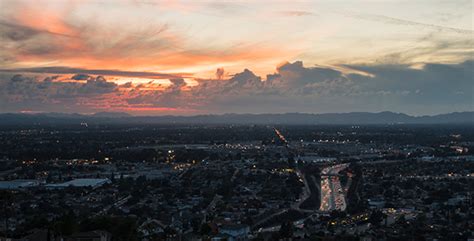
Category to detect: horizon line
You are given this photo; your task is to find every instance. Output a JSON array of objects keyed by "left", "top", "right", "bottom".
[{"left": 2, "top": 110, "right": 473, "bottom": 118}]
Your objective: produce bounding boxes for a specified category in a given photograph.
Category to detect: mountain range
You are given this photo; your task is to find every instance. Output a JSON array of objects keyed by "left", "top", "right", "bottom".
[{"left": 0, "top": 111, "right": 472, "bottom": 125}]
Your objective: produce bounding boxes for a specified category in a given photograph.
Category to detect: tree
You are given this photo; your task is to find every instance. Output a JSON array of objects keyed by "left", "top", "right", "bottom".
[
  {"left": 55, "top": 210, "right": 78, "bottom": 235},
  {"left": 46, "top": 173, "right": 53, "bottom": 183},
  {"left": 200, "top": 223, "right": 212, "bottom": 236},
  {"left": 368, "top": 210, "right": 385, "bottom": 226},
  {"left": 279, "top": 221, "right": 294, "bottom": 239}
]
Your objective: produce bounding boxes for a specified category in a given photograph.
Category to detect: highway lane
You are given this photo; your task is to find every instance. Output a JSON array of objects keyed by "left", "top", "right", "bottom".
[{"left": 320, "top": 163, "right": 349, "bottom": 212}]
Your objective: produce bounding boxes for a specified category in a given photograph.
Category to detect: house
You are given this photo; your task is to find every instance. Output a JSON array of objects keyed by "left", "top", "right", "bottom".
[
  {"left": 360, "top": 235, "right": 376, "bottom": 241},
  {"left": 45, "top": 179, "right": 111, "bottom": 189},
  {"left": 218, "top": 224, "right": 249, "bottom": 241},
  {"left": 18, "top": 229, "right": 61, "bottom": 241},
  {"left": 65, "top": 230, "right": 111, "bottom": 241},
  {"left": 368, "top": 198, "right": 385, "bottom": 209},
  {"left": 138, "top": 219, "right": 165, "bottom": 240},
  {"left": 0, "top": 180, "right": 41, "bottom": 190},
  {"left": 211, "top": 234, "right": 230, "bottom": 241}
]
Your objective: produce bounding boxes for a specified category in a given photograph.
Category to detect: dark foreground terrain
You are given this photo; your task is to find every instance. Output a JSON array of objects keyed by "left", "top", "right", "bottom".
[{"left": 1, "top": 123, "right": 473, "bottom": 240}]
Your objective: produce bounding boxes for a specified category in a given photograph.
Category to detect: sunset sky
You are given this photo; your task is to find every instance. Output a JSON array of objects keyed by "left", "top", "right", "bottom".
[{"left": 0, "top": 0, "right": 472, "bottom": 115}]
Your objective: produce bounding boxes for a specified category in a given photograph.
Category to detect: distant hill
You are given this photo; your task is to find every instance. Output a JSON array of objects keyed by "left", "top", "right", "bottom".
[
  {"left": 91, "top": 112, "right": 132, "bottom": 118},
  {"left": 0, "top": 111, "right": 472, "bottom": 125}
]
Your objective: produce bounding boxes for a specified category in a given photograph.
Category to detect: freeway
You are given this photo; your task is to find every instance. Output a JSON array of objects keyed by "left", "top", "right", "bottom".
[
  {"left": 273, "top": 127, "right": 349, "bottom": 213},
  {"left": 274, "top": 128, "right": 288, "bottom": 145},
  {"left": 319, "top": 163, "right": 349, "bottom": 212}
]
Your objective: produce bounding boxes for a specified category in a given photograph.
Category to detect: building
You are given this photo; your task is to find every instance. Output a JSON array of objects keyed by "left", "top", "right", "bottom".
[
  {"left": 218, "top": 224, "right": 249, "bottom": 241},
  {"left": 66, "top": 230, "right": 111, "bottom": 241},
  {"left": 45, "top": 178, "right": 111, "bottom": 189},
  {"left": 368, "top": 198, "right": 386, "bottom": 209},
  {"left": 14, "top": 229, "right": 61, "bottom": 241},
  {"left": 0, "top": 180, "right": 41, "bottom": 190}
]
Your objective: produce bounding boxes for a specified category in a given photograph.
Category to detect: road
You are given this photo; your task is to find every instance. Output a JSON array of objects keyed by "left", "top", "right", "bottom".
[
  {"left": 273, "top": 127, "right": 319, "bottom": 211},
  {"left": 252, "top": 208, "right": 289, "bottom": 229},
  {"left": 293, "top": 169, "right": 310, "bottom": 209},
  {"left": 274, "top": 128, "right": 288, "bottom": 145},
  {"left": 254, "top": 128, "right": 350, "bottom": 233},
  {"left": 251, "top": 128, "right": 308, "bottom": 230},
  {"left": 273, "top": 127, "right": 349, "bottom": 213},
  {"left": 319, "top": 163, "right": 349, "bottom": 212},
  {"left": 202, "top": 194, "right": 222, "bottom": 224},
  {"left": 95, "top": 194, "right": 131, "bottom": 216}
]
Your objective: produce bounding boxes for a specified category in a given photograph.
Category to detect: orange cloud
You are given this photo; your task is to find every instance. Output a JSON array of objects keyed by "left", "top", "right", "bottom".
[
  {"left": 16, "top": 6, "right": 79, "bottom": 37},
  {"left": 2, "top": 2, "right": 297, "bottom": 80}
]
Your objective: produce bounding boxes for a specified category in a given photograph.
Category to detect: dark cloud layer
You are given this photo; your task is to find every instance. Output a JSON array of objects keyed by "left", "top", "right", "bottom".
[
  {"left": 188, "top": 60, "right": 473, "bottom": 114},
  {"left": 0, "top": 73, "right": 118, "bottom": 112},
  {"left": 0, "top": 60, "right": 472, "bottom": 115}
]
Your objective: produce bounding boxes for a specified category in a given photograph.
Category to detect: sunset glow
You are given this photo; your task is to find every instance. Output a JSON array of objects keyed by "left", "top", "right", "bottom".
[{"left": 1, "top": 0, "right": 472, "bottom": 115}]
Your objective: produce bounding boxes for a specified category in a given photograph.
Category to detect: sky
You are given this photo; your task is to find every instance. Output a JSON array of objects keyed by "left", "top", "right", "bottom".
[{"left": 0, "top": 0, "right": 472, "bottom": 115}]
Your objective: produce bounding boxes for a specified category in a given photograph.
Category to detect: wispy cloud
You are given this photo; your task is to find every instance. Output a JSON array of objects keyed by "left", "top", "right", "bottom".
[
  {"left": 0, "top": 66, "right": 189, "bottom": 79},
  {"left": 276, "top": 11, "right": 316, "bottom": 17},
  {"left": 342, "top": 11, "right": 473, "bottom": 35}
]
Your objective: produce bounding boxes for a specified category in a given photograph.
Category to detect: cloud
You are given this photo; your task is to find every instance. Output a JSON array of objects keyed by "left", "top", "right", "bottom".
[
  {"left": 371, "top": 32, "right": 474, "bottom": 65},
  {"left": 0, "top": 66, "right": 188, "bottom": 79},
  {"left": 0, "top": 2, "right": 290, "bottom": 76},
  {"left": 0, "top": 60, "right": 472, "bottom": 115},
  {"left": 188, "top": 60, "right": 473, "bottom": 114},
  {"left": 345, "top": 60, "right": 474, "bottom": 106},
  {"left": 216, "top": 68, "right": 225, "bottom": 80},
  {"left": 10, "top": 74, "right": 29, "bottom": 82},
  {"left": 265, "top": 61, "right": 351, "bottom": 95},
  {"left": 342, "top": 11, "right": 474, "bottom": 35},
  {"left": 192, "top": 68, "right": 263, "bottom": 99},
  {"left": 169, "top": 78, "right": 186, "bottom": 88},
  {"left": 277, "top": 11, "right": 315, "bottom": 17},
  {"left": 0, "top": 22, "right": 45, "bottom": 41},
  {"left": 71, "top": 74, "right": 92, "bottom": 80},
  {"left": 0, "top": 20, "right": 76, "bottom": 40},
  {"left": 0, "top": 73, "right": 119, "bottom": 112}
]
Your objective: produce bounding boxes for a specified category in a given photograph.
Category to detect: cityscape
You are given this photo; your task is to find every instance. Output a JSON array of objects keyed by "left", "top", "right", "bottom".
[
  {"left": 0, "top": 0, "right": 473, "bottom": 240},
  {"left": 0, "top": 118, "right": 473, "bottom": 240}
]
